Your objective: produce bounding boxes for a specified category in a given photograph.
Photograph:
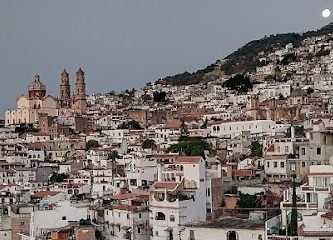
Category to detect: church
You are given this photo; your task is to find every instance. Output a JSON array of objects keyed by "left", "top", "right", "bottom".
[{"left": 5, "top": 68, "right": 87, "bottom": 126}]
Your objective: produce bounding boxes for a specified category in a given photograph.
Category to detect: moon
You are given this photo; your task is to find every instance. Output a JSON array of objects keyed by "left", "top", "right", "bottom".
[{"left": 322, "top": 8, "right": 331, "bottom": 18}]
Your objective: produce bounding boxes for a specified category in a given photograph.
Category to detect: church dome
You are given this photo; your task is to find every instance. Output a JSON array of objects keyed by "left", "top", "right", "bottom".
[{"left": 28, "top": 74, "right": 46, "bottom": 91}]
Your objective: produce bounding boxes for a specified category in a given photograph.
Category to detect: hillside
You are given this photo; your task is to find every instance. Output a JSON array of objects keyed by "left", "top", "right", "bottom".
[{"left": 156, "top": 22, "right": 333, "bottom": 86}]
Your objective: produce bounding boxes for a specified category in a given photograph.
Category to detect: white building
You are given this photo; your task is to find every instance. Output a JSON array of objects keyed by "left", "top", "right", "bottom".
[
  {"left": 30, "top": 200, "right": 88, "bottom": 238},
  {"left": 209, "top": 120, "right": 276, "bottom": 138}
]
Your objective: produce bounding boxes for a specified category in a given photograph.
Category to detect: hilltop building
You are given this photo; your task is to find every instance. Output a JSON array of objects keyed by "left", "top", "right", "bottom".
[{"left": 5, "top": 68, "right": 87, "bottom": 126}]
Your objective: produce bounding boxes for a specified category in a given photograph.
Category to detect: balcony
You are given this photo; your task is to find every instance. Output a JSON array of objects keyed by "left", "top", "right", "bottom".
[
  {"left": 281, "top": 202, "right": 318, "bottom": 210},
  {"left": 301, "top": 185, "right": 329, "bottom": 192}
]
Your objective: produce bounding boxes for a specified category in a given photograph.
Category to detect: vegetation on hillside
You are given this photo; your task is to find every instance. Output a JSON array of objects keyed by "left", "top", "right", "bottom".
[
  {"left": 142, "top": 139, "right": 157, "bottom": 149},
  {"left": 118, "top": 120, "right": 143, "bottom": 130},
  {"left": 86, "top": 140, "right": 101, "bottom": 151},
  {"left": 15, "top": 123, "right": 39, "bottom": 135},
  {"left": 156, "top": 63, "right": 216, "bottom": 86},
  {"left": 155, "top": 23, "right": 333, "bottom": 86},
  {"left": 250, "top": 141, "right": 263, "bottom": 157},
  {"left": 49, "top": 172, "right": 69, "bottom": 183},
  {"left": 153, "top": 91, "right": 167, "bottom": 102},
  {"left": 168, "top": 138, "right": 210, "bottom": 157},
  {"left": 222, "top": 74, "right": 252, "bottom": 94}
]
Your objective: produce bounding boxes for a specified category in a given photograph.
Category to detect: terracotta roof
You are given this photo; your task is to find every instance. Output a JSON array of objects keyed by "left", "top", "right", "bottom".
[
  {"left": 232, "top": 169, "right": 253, "bottom": 177},
  {"left": 27, "top": 142, "right": 46, "bottom": 149},
  {"left": 321, "top": 211, "right": 333, "bottom": 219},
  {"left": 266, "top": 144, "right": 275, "bottom": 153},
  {"left": 33, "top": 191, "right": 61, "bottom": 198},
  {"left": 111, "top": 205, "right": 141, "bottom": 212},
  {"left": 175, "top": 156, "right": 201, "bottom": 164},
  {"left": 109, "top": 193, "right": 149, "bottom": 200},
  {"left": 153, "top": 181, "right": 179, "bottom": 190}
]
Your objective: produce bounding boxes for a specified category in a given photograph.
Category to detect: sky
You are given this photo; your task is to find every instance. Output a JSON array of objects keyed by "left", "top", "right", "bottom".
[{"left": 0, "top": 0, "right": 333, "bottom": 116}]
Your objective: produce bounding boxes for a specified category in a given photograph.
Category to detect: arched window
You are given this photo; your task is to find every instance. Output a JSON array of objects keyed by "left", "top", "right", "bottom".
[{"left": 155, "top": 212, "right": 165, "bottom": 221}]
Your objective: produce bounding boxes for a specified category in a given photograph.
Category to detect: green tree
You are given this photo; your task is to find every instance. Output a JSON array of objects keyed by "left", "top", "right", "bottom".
[
  {"left": 237, "top": 193, "right": 257, "bottom": 213},
  {"left": 250, "top": 141, "right": 263, "bottom": 157},
  {"left": 118, "top": 120, "right": 143, "bottom": 130},
  {"left": 108, "top": 150, "right": 119, "bottom": 161},
  {"left": 153, "top": 91, "right": 167, "bottom": 102},
  {"left": 222, "top": 74, "right": 253, "bottom": 94},
  {"left": 142, "top": 139, "right": 157, "bottom": 149},
  {"left": 288, "top": 180, "right": 298, "bottom": 236},
  {"left": 281, "top": 53, "right": 296, "bottom": 65},
  {"left": 108, "top": 150, "right": 119, "bottom": 179},
  {"left": 15, "top": 123, "right": 39, "bottom": 135},
  {"left": 49, "top": 172, "right": 69, "bottom": 183},
  {"left": 86, "top": 140, "right": 100, "bottom": 151},
  {"left": 286, "top": 126, "right": 305, "bottom": 138},
  {"left": 168, "top": 138, "right": 210, "bottom": 157}
]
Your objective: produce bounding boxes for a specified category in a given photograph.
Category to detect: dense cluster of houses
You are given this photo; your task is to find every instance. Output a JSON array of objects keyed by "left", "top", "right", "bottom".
[{"left": 2, "top": 32, "right": 333, "bottom": 240}]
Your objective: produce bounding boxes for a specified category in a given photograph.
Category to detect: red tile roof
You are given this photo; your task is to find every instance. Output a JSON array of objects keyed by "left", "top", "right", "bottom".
[
  {"left": 175, "top": 156, "right": 201, "bottom": 164},
  {"left": 153, "top": 181, "right": 179, "bottom": 190},
  {"left": 33, "top": 191, "right": 61, "bottom": 198}
]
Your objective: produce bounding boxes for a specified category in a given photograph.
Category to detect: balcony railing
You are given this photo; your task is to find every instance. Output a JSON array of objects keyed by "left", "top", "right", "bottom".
[
  {"left": 301, "top": 186, "right": 329, "bottom": 192},
  {"left": 281, "top": 202, "right": 318, "bottom": 209}
]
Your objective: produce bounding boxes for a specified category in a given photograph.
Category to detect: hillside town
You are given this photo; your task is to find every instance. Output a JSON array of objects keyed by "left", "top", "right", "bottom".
[{"left": 2, "top": 28, "right": 333, "bottom": 240}]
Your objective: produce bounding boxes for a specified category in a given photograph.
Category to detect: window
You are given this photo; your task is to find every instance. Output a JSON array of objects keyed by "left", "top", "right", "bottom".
[
  {"left": 302, "top": 162, "right": 306, "bottom": 168},
  {"left": 273, "top": 162, "right": 278, "bottom": 168},
  {"left": 155, "top": 212, "right": 166, "bottom": 221},
  {"left": 301, "top": 148, "right": 305, "bottom": 155},
  {"left": 170, "top": 215, "right": 175, "bottom": 222},
  {"left": 62, "top": 216, "right": 66, "bottom": 220},
  {"left": 155, "top": 231, "right": 159, "bottom": 236},
  {"left": 317, "top": 147, "right": 321, "bottom": 155},
  {"left": 267, "top": 162, "right": 270, "bottom": 168},
  {"left": 190, "top": 230, "right": 195, "bottom": 240},
  {"left": 127, "top": 214, "right": 129, "bottom": 219},
  {"left": 138, "top": 227, "right": 141, "bottom": 234},
  {"left": 20, "top": 222, "right": 25, "bottom": 226},
  {"left": 139, "top": 213, "right": 141, "bottom": 218},
  {"left": 285, "top": 146, "right": 289, "bottom": 153},
  {"left": 118, "top": 213, "right": 121, "bottom": 217},
  {"left": 280, "top": 162, "right": 285, "bottom": 168}
]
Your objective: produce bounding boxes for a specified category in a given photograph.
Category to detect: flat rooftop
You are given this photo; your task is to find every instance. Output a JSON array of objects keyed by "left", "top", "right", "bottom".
[{"left": 186, "top": 216, "right": 265, "bottom": 230}]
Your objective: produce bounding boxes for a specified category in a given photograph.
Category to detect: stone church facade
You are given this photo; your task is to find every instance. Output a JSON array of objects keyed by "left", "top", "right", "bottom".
[{"left": 5, "top": 68, "right": 87, "bottom": 126}]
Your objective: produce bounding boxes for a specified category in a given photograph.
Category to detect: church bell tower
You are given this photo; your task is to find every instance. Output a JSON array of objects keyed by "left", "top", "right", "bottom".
[
  {"left": 74, "top": 68, "right": 87, "bottom": 115},
  {"left": 60, "top": 69, "right": 71, "bottom": 108}
]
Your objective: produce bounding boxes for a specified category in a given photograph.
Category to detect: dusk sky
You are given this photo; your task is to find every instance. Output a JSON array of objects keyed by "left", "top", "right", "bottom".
[{"left": 1, "top": 0, "right": 333, "bottom": 115}]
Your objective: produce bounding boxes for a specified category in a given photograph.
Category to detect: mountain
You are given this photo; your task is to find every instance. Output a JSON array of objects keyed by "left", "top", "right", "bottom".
[{"left": 156, "top": 22, "right": 333, "bottom": 86}]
